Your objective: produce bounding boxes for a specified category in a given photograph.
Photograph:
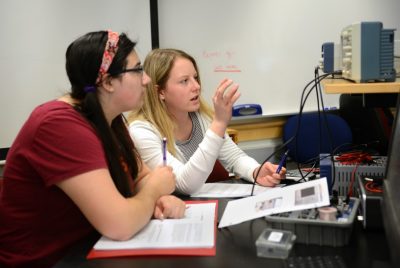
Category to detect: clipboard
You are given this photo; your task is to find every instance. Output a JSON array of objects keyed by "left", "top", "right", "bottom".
[{"left": 87, "top": 200, "right": 218, "bottom": 259}]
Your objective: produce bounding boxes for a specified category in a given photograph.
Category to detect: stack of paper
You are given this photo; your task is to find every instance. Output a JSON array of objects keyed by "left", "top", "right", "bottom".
[{"left": 87, "top": 200, "right": 218, "bottom": 259}]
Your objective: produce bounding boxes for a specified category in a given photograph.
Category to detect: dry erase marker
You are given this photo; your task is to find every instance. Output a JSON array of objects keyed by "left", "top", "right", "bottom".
[
  {"left": 162, "top": 137, "right": 167, "bottom": 166},
  {"left": 276, "top": 149, "right": 289, "bottom": 174}
]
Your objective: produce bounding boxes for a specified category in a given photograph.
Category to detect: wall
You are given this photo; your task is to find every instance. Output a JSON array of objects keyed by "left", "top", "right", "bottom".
[
  {"left": 2, "top": 0, "right": 400, "bottom": 150},
  {"left": 0, "top": 0, "right": 152, "bottom": 149},
  {"left": 158, "top": 0, "right": 400, "bottom": 116}
]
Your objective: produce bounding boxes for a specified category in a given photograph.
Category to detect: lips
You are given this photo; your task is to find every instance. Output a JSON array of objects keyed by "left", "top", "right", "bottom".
[{"left": 190, "top": 96, "right": 199, "bottom": 101}]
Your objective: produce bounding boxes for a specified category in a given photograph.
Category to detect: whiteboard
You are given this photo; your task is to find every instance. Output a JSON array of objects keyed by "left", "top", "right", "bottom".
[
  {"left": 158, "top": 0, "right": 400, "bottom": 116},
  {"left": 0, "top": 0, "right": 152, "bottom": 148}
]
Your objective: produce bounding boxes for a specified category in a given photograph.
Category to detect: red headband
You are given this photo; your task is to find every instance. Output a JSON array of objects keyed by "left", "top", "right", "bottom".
[{"left": 96, "top": 31, "right": 119, "bottom": 84}]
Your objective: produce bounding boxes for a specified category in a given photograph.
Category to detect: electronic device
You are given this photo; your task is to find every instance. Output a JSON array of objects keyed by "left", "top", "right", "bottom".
[
  {"left": 381, "top": 96, "right": 400, "bottom": 267},
  {"left": 319, "top": 42, "right": 335, "bottom": 73},
  {"left": 340, "top": 21, "right": 396, "bottom": 82},
  {"left": 287, "top": 256, "right": 346, "bottom": 268},
  {"left": 356, "top": 175, "right": 383, "bottom": 229},
  {"left": 232, "top": 104, "right": 262, "bottom": 117},
  {"left": 319, "top": 42, "right": 343, "bottom": 74},
  {"left": 319, "top": 154, "right": 387, "bottom": 195}
]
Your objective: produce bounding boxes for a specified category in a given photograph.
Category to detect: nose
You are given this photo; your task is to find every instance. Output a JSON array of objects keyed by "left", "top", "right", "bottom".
[
  {"left": 191, "top": 78, "right": 200, "bottom": 91},
  {"left": 142, "top": 72, "right": 151, "bottom": 86}
]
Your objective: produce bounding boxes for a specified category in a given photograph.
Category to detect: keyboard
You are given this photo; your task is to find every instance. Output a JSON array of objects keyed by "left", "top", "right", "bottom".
[{"left": 286, "top": 255, "right": 347, "bottom": 268}]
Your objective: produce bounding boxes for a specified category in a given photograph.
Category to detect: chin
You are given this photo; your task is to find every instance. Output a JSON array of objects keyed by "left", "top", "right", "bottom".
[
  {"left": 191, "top": 102, "right": 201, "bottom": 109},
  {"left": 188, "top": 107, "right": 200, "bottom": 113}
]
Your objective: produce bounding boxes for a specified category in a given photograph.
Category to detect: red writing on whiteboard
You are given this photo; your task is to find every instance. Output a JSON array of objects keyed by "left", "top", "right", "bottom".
[
  {"left": 214, "top": 65, "right": 241, "bottom": 73},
  {"left": 202, "top": 50, "right": 241, "bottom": 72},
  {"left": 202, "top": 51, "right": 221, "bottom": 58}
]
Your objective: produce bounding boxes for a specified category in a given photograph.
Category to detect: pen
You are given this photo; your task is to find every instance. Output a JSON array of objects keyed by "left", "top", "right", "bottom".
[
  {"left": 276, "top": 149, "right": 289, "bottom": 174},
  {"left": 162, "top": 137, "right": 167, "bottom": 166}
]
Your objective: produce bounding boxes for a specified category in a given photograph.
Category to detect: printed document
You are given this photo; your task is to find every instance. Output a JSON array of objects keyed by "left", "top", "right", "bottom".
[
  {"left": 218, "top": 178, "right": 330, "bottom": 228},
  {"left": 94, "top": 202, "right": 216, "bottom": 250},
  {"left": 190, "top": 183, "right": 273, "bottom": 198}
]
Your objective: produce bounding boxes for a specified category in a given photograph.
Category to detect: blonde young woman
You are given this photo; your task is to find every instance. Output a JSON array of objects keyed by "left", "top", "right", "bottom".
[{"left": 128, "top": 49, "right": 285, "bottom": 195}]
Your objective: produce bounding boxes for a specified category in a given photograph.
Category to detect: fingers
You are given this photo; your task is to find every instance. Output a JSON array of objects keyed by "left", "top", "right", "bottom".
[
  {"left": 146, "top": 166, "right": 176, "bottom": 196},
  {"left": 213, "top": 79, "right": 240, "bottom": 104},
  {"left": 223, "top": 84, "right": 241, "bottom": 104},
  {"left": 153, "top": 206, "right": 164, "bottom": 220},
  {"left": 154, "top": 196, "right": 186, "bottom": 220},
  {"left": 210, "top": 78, "right": 241, "bottom": 137},
  {"left": 256, "top": 175, "right": 282, "bottom": 187},
  {"left": 155, "top": 165, "right": 173, "bottom": 172},
  {"left": 161, "top": 203, "right": 186, "bottom": 219},
  {"left": 255, "top": 162, "right": 286, "bottom": 187},
  {"left": 263, "top": 162, "right": 286, "bottom": 176}
]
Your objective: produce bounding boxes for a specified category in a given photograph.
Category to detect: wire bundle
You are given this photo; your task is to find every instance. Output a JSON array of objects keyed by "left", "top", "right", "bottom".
[
  {"left": 336, "top": 151, "right": 376, "bottom": 199},
  {"left": 335, "top": 151, "right": 374, "bottom": 165}
]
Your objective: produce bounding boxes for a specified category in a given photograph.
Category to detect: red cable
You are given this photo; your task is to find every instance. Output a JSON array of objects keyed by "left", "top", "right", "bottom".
[
  {"left": 336, "top": 151, "right": 373, "bottom": 197},
  {"left": 347, "top": 164, "right": 359, "bottom": 197},
  {"left": 336, "top": 151, "right": 373, "bottom": 165},
  {"left": 365, "top": 181, "right": 383, "bottom": 193}
]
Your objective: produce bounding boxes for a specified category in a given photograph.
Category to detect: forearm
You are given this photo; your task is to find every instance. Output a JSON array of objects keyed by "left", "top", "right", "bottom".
[
  {"left": 174, "top": 129, "right": 225, "bottom": 194},
  {"left": 218, "top": 136, "right": 260, "bottom": 181},
  {"left": 58, "top": 169, "right": 164, "bottom": 241},
  {"left": 209, "top": 119, "right": 228, "bottom": 138},
  {"left": 87, "top": 184, "right": 162, "bottom": 241}
]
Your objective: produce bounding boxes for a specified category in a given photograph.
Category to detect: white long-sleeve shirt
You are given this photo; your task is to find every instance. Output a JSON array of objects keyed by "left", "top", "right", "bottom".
[{"left": 129, "top": 112, "right": 260, "bottom": 195}]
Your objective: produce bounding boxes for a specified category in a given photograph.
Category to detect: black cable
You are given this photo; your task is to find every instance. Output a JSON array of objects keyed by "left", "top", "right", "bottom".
[
  {"left": 292, "top": 71, "right": 339, "bottom": 165},
  {"left": 291, "top": 72, "right": 332, "bottom": 163},
  {"left": 250, "top": 70, "right": 341, "bottom": 195},
  {"left": 250, "top": 136, "right": 294, "bottom": 196},
  {"left": 315, "top": 68, "right": 337, "bottom": 189},
  {"left": 291, "top": 69, "right": 342, "bottom": 189}
]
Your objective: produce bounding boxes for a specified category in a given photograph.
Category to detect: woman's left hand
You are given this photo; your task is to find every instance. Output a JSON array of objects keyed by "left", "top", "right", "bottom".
[
  {"left": 254, "top": 162, "right": 286, "bottom": 187},
  {"left": 153, "top": 195, "right": 187, "bottom": 220}
]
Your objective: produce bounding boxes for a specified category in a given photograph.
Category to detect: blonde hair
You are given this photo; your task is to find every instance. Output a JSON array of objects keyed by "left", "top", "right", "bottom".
[{"left": 128, "top": 48, "right": 213, "bottom": 156}]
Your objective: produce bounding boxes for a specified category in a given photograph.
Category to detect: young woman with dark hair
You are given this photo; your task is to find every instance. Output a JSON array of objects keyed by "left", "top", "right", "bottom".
[{"left": 0, "top": 31, "right": 185, "bottom": 268}]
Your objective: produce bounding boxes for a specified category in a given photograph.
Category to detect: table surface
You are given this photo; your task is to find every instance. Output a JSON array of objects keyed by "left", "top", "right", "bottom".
[{"left": 54, "top": 196, "right": 393, "bottom": 268}]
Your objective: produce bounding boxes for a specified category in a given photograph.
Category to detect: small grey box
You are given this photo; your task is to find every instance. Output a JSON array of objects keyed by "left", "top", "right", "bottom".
[{"left": 255, "top": 228, "right": 296, "bottom": 259}]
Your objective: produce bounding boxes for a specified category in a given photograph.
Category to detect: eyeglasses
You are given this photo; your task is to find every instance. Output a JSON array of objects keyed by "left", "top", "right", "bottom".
[{"left": 111, "top": 65, "right": 144, "bottom": 76}]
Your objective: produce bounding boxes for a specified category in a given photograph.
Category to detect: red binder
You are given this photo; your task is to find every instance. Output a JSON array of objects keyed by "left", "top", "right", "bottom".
[{"left": 87, "top": 200, "right": 218, "bottom": 259}]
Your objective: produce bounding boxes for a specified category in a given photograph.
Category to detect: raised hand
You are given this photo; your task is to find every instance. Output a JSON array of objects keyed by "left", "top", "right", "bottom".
[{"left": 210, "top": 78, "right": 241, "bottom": 137}]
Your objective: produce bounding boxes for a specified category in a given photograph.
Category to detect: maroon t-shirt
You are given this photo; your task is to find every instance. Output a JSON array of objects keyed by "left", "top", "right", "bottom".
[{"left": 0, "top": 100, "right": 108, "bottom": 267}]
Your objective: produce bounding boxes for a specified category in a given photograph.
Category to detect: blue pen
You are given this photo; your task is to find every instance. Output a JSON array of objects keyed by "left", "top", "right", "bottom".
[
  {"left": 162, "top": 137, "right": 167, "bottom": 166},
  {"left": 276, "top": 149, "right": 289, "bottom": 174}
]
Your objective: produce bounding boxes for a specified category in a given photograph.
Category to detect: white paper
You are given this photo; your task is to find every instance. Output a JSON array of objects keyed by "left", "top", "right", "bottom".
[
  {"left": 190, "top": 183, "right": 273, "bottom": 198},
  {"left": 94, "top": 202, "right": 216, "bottom": 250},
  {"left": 218, "top": 178, "right": 330, "bottom": 228}
]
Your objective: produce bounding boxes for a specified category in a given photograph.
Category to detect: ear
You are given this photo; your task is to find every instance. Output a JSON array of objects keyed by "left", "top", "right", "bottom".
[
  {"left": 99, "top": 74, "right": 115, "bottom": 93},
  {"left": 157, "top": 85, "right": 165, "bottom": 101}
]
